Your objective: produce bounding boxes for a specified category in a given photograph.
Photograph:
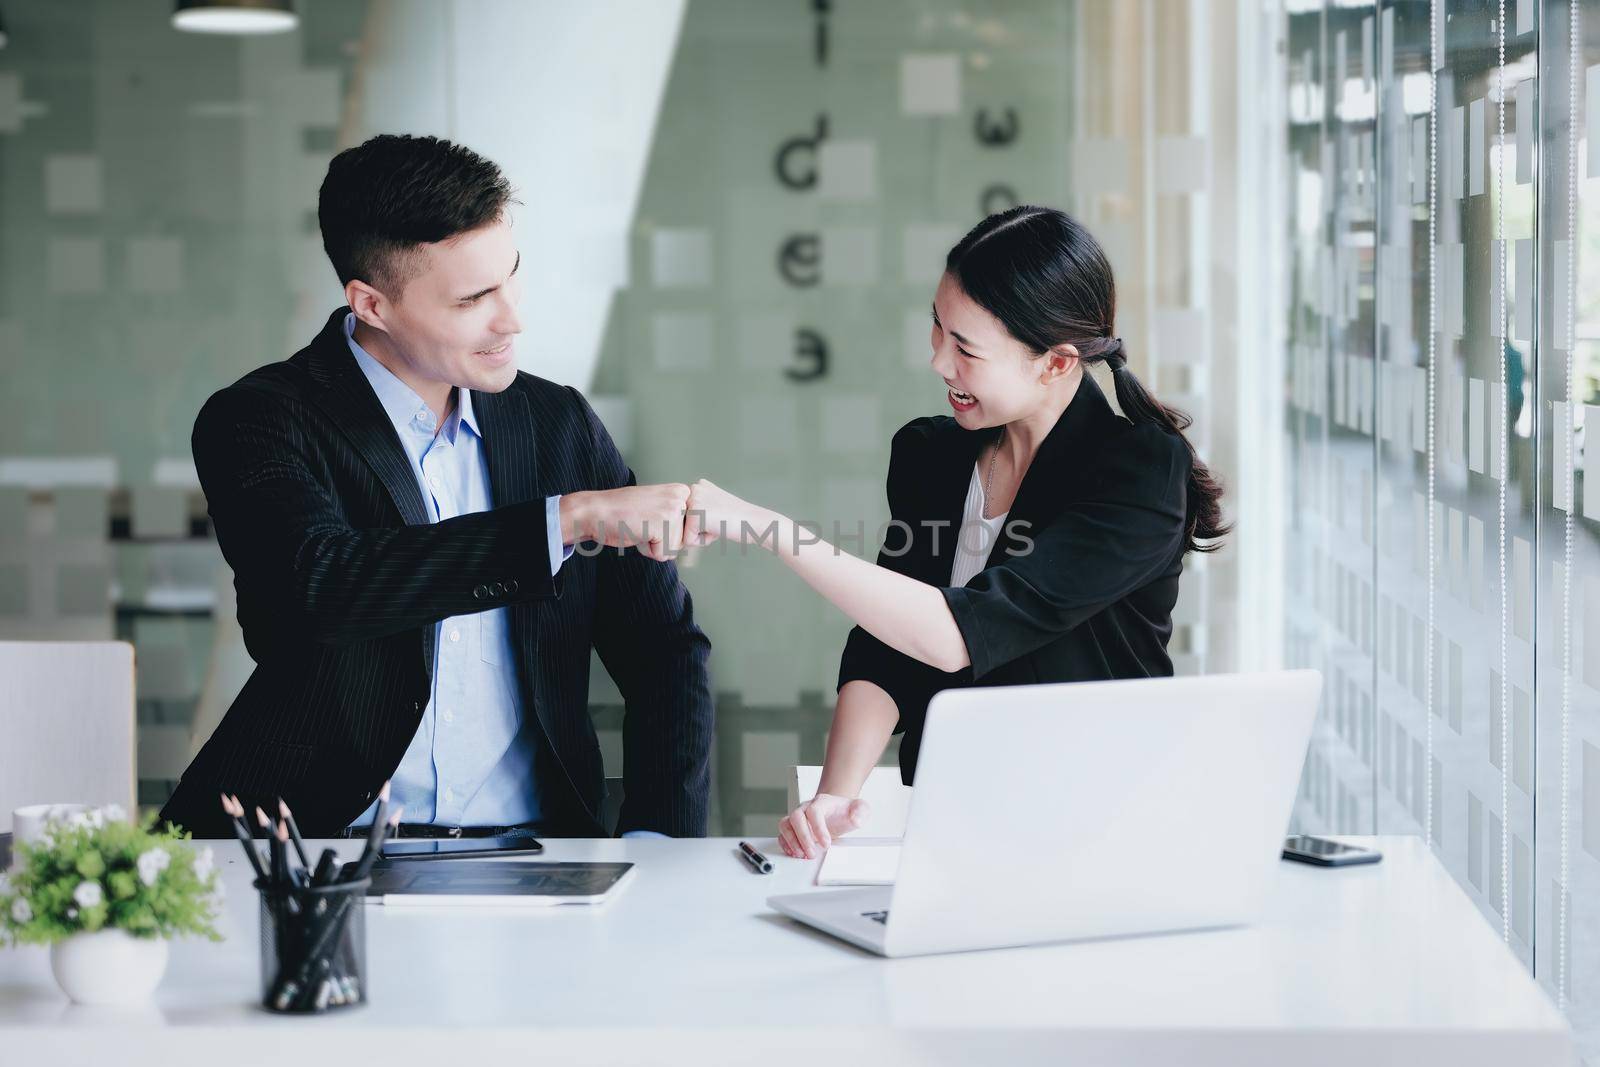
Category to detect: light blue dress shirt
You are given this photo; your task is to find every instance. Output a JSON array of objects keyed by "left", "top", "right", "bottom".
[
  {"left": 343, "top": 314, "right": 566, "bottom": 831},
  {"left": 341, "top": 316, "right": 667, "bottom": 838}
]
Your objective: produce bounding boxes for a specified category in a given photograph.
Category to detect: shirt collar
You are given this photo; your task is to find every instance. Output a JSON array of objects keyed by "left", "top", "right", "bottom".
[{"left": 343, "top": 312, "right": 481, "bottom": 442}]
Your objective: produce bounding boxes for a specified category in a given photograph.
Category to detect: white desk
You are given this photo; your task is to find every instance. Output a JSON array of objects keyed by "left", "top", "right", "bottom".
[{"left": 0, "top": 835, "right": 1573, "bottom": 1066}]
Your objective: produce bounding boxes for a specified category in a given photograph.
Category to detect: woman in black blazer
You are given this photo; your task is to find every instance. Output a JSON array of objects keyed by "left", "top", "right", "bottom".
[{"left": 686, "top": 207, "right": 1228, "bottom": 858}]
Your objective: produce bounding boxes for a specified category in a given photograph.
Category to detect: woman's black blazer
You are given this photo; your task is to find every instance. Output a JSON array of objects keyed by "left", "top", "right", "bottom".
[{"left": 837, "top": 374, "right": 1193, "bottom": 783}]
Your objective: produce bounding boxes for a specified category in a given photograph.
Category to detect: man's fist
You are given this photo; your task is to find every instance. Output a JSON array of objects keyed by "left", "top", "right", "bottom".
[{"left": 560, "top": 484, "right": 691, "bottom": 562}]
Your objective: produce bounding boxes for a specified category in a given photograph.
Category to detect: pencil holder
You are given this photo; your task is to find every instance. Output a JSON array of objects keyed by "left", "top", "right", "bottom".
[{"left": 255, "top": 876, "right": 370, "bottom": 1014}]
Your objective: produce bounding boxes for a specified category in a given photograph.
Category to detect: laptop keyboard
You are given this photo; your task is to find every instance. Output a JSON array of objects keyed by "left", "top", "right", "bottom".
[{"left": 861, "top": 910, "right": 889, "bottom": 925}]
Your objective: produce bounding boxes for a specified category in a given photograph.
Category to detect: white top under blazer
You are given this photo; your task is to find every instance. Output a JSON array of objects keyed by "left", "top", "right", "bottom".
[{"left": 948, "top": 462, "right": 1009, "bottom": 589}]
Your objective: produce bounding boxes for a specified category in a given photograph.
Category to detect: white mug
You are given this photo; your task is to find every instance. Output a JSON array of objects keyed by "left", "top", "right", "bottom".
[{"left": 12, "top": 803, "right": 93, "bottom": 847}]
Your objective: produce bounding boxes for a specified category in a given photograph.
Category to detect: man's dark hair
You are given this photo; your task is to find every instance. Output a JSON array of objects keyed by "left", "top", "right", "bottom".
[{"left": 318, "top": 134, "right": 514, "bottom": 297}]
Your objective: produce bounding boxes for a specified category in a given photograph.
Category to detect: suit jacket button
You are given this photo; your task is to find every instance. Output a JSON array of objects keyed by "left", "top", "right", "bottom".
[
  {"left": 473, "top": 584, "right": 488, "bottom": 599},
  {"left": 490, "top": 581, "right": 505, "bottom": 597},
  {"left": 505, "top": 579, "right": 520, "bottom": 595}
]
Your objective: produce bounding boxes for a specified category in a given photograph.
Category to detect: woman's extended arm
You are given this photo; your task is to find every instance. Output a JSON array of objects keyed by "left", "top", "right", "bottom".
[
  {"left": 684, "top": 480, "right": 972, "bottom": 674},
  {"left": 778, "top": 679, "right": 900, "bottom": 859}
]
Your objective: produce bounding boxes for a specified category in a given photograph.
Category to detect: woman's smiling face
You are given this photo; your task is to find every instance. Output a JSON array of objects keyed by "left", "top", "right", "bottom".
[{"left": 929, "top": 272, "right": 1072, "bottom": 429}]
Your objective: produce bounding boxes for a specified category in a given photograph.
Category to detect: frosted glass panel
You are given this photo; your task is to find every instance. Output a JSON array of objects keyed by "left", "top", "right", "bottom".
[{"left": 1287, "top": 1, "right": 1600, "bottom": 1056}]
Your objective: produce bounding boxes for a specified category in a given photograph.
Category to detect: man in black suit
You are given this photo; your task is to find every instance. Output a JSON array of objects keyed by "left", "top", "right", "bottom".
[{"left": 160, "top": 135, "right": 712, "bottom": 840}]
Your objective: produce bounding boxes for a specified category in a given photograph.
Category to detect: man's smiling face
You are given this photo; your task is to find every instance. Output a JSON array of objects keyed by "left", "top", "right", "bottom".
[{"left": 357, "top": 214, "right": 524, "bottom": 396}]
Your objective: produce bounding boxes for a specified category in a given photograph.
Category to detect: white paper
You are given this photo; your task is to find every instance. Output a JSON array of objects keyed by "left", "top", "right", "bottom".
[{"left": 816, "top": 840, "right": 902, "bottom": 886}]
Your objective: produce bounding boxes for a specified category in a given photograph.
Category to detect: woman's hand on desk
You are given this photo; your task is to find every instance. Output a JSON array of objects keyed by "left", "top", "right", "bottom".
[{"left": 778, "top": 793, "right": 870, "bottom": 859}]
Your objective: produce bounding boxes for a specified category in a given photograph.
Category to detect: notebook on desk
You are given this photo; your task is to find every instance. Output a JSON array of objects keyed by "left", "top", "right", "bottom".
[
  {"left": 816, "top": 839, "right": 902, "bottom": 886},
  {"left": 348, "top": 859, "right": 635, "bottom": 907}
]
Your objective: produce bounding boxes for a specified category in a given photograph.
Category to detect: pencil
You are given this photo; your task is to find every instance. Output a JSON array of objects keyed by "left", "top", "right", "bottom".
[
  {"left": 278, "top": 798, "right": 310, "bottom": 869},
  {"left": 219, "top": 793, "right": 268, "bottom": 881}
]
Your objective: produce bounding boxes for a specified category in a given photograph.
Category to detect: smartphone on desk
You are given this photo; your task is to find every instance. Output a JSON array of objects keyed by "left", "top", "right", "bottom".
[
  {"left": 379, "top": 834, "right": 544, "bottom": 861},
  {"left": 1282, "top": 835, "right": 1381, "bottom": 867}
]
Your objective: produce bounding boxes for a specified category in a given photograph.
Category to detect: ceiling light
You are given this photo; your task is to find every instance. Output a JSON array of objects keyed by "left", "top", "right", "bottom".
[{"left": 172, "top": 1, "right": 297, "bottom": 35}]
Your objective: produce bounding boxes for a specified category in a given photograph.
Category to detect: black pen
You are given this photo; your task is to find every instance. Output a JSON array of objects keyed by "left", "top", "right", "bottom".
[{"left": 738, "top": 840, "right": 772, "bottom": 874}]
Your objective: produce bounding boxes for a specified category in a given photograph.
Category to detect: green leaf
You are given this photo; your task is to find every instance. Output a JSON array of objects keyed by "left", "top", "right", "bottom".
[{"left": 0, "top": 809, "right": 224, "bottom": 946}]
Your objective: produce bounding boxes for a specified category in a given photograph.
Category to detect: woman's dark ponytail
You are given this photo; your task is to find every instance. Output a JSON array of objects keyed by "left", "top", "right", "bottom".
[{"left": 945, "top": 206, "right": 1230, "bottom": 555}]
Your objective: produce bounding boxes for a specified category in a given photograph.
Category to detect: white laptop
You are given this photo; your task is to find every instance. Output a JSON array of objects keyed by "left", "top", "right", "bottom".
[{"left": 768, "top": 670, "right": 1321, "bottom": 958}]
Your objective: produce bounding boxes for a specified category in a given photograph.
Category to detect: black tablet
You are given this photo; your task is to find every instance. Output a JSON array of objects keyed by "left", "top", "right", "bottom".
[{"left": 350, "top": 859, "right": 636, "bottom": 906}]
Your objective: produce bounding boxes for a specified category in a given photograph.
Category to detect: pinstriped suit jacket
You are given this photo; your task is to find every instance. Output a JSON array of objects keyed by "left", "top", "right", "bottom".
[{"left": 160, "top": 308, "right": 713, "bottom": 839}]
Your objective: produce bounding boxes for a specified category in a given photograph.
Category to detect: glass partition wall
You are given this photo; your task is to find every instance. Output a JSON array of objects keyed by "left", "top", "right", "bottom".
[
  {"left": 2, "top": 0, "right": 1257, "bottom": 842},
  {"left": 1285, "top": 0, "right": 1600, "bottom": 1056}
]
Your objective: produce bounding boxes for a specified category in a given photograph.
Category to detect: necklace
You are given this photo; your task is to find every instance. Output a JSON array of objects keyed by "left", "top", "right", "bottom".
[{"left": 983, "top": 426, "right": 1004, "bottom": 519}]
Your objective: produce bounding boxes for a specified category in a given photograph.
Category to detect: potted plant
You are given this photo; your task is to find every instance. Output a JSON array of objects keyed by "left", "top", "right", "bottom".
[{"left": 0, "top": 805, "right": 223, "bottom": 1005}]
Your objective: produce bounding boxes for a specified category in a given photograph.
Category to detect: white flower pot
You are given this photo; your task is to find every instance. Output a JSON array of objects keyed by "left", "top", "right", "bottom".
[{"left": 49, "top": 929, "right": 169, "bottom": 1005}]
